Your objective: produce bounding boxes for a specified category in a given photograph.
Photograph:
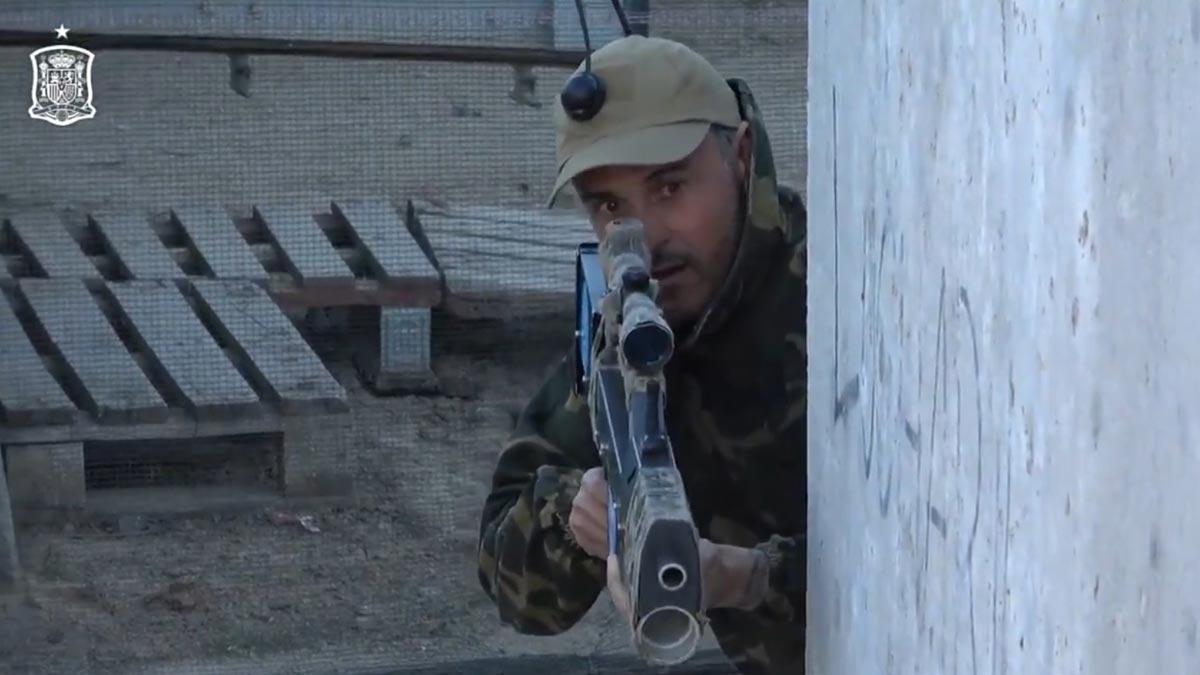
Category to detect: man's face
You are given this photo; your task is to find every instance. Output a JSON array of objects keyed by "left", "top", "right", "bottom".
[{"left": 573, "top": 122, "right": 751, "bottom": 328}]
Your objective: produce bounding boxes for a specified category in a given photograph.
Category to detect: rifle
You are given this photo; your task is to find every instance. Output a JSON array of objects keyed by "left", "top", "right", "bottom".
[{"left": 573, "top": 218, "right": 705, "bottom": 666}]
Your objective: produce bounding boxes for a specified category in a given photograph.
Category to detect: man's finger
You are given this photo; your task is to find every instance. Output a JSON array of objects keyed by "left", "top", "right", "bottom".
[
  {"left": 573, "top": 488, "right": 608, "bottom": 520},
  {"left": 574, "top": 530, "right": 606, "bottom": 558},
  {"left": 577, "top": 487, "right": 608, "bottom": 513},
  {"left": 606, "top": 553, "right": 634, "bottom": 628},
  {"left": 567, "top": 512, "right": 607, "bottom": 557},
  {"left": 569, "top": 507, "right": 605, "bottom": 537},
  {"left": 570, "top": 505, "right": 607, "bottom": 537},
  {"left": 581, "top": 467, "right": 608, "bottom": 491}
]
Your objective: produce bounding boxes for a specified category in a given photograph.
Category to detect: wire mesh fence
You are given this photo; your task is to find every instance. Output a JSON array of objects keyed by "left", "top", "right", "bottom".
[{"left": 0, "top": 1, "right": 806, "bottom": 673}]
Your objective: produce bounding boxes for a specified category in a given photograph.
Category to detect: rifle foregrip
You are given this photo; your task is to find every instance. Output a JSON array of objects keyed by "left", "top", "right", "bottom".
[{"left": 624, "top": 465, "right": 704, "bottom": 666}]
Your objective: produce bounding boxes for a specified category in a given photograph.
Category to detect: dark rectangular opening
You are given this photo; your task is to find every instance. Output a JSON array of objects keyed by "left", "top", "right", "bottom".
[{"left": 84, "top": 433, "right": 283, "bottom": 492}]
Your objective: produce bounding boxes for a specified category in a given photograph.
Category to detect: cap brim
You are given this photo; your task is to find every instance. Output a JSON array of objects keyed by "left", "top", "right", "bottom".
[{"left": 546, "top": 121, "right": 711, "bottom": 208}]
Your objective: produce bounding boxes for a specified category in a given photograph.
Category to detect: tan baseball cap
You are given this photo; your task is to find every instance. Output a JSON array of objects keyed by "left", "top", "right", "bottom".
[{"left": 547, "top": 35, "right": 742, "bottom": 207}]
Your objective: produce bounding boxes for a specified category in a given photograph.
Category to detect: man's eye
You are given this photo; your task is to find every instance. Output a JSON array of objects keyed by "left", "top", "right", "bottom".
[
  {"left": 585, "top": 200, "right": 618, "bottom": 224},
  {"left": 591, "top": 199, "right": 619, "bottom": 216},
  {"left": 658, "top": 181, "right": 683, "bottom": 198}
]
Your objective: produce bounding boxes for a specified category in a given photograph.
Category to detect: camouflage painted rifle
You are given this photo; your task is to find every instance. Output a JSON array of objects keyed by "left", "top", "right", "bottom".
[{"left": 573, "top": 218, "right": 705, "bottom": 666}]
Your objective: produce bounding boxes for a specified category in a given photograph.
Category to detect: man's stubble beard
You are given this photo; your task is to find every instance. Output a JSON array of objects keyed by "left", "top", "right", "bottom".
[{"left": 662, "top": 180, "right": 748, "bottom": 337}]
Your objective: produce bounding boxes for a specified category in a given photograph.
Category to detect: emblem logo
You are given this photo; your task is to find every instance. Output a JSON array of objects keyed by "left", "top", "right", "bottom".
[{"left": 29, "top": 27, "right": 96, "bottom": 127}]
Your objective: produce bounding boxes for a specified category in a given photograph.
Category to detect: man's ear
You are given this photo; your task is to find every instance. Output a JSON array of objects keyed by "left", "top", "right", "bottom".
[{"left": 733, "top": 120, "right": 752, "bottom": 182}]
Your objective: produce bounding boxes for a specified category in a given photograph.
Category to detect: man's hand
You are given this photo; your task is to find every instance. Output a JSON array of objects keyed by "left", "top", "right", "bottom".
[
  {"left": 698, "top": 540, "right": 770, "bottom": 612},
  {"left": 565, "top": 469, "right": 637, "bottom": 626},
  {"left": 568, "top": 467, "right": 610, "bottom": 559}
]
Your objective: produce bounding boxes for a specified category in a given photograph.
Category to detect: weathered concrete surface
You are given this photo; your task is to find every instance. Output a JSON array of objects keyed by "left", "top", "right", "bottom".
[
  {"left": 5, "top": 442, "right": 86, "bottom": 510},
  {"left": 808, "top": 2, "right": 1200, "bottom": 674}
]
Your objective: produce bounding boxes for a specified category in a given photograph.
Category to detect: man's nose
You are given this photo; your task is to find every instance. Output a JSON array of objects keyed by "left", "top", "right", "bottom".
[{"left": 636, "top": 216, "right": 670, "bottom": 255}]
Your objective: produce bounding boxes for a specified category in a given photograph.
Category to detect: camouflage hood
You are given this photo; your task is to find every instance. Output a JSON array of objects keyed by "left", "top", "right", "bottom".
[{"left": 678, "top": 78, "right": 792, "bottom": 351}]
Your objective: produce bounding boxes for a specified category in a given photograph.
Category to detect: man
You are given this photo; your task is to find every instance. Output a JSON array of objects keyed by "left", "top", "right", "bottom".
[{"left": 476, "top": 34, "right": 806, "bottom": 675}]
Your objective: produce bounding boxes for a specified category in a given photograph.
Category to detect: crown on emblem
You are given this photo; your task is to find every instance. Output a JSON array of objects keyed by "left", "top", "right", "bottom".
[{"left": 47, "top": 52, "right": 76, "bottom": 68}]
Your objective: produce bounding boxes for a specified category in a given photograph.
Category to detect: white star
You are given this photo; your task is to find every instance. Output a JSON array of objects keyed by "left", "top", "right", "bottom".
[{"left": 54, "top": 24, "right": 69, "bottom": 39}]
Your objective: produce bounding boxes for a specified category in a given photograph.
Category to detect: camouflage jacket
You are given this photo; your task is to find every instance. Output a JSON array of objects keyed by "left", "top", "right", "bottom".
[{"left": 477, "top": 79, "right": 806, "bottom": 675}]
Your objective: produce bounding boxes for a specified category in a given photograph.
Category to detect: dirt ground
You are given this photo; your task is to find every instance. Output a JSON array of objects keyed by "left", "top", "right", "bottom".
[{"left": 0, "top": 312, "right": 730, "bottom": 675}]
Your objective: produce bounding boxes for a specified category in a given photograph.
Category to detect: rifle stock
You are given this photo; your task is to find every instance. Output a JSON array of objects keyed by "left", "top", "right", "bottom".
[{"left": 573, "top": 219, "right": 705, "bottom": 666}]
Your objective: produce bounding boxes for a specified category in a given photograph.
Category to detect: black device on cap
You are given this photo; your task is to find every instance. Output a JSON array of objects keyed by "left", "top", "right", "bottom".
[{"left": 561, "top": 0, "right": 635, "bottom": 122}]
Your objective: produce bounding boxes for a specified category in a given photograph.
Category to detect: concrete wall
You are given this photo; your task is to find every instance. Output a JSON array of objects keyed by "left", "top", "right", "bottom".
[{"left": 807, "top": 2, "right": 1200, "bottom": 674}]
